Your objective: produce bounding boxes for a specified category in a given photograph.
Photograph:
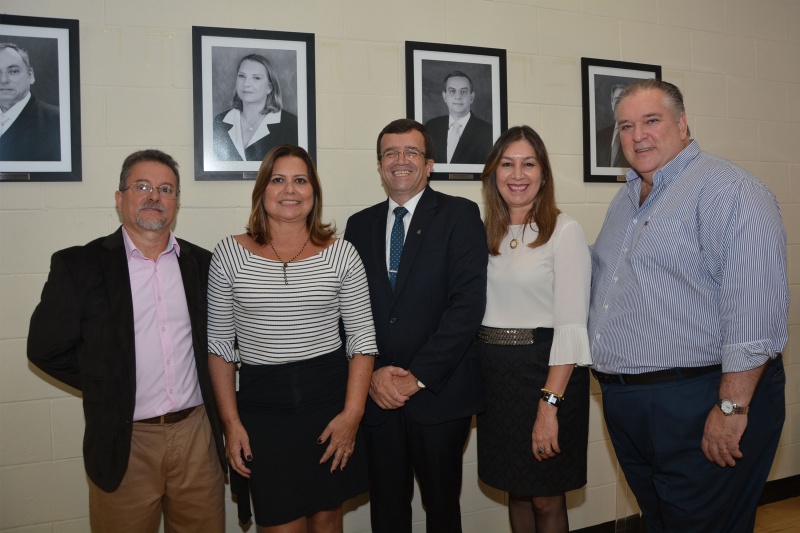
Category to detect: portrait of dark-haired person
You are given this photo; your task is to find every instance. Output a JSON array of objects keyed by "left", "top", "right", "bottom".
[
  {"left": 212, "top": 53, "right": 298, "bottom": 161},
  {"left": 425, "top": 70, "right": 493, "bottom": 165},
  {"left": 595, "top": 81, "right": 629, "bottom": 168},
  {"left": 0, "top": 42, "right": 61, "bottom": 161}
]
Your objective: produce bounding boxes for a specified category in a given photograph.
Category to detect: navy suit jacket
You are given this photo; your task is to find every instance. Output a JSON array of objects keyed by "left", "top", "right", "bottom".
[
  {"left": 27, "top": 228, "right": 226, "bottom": 492},
  {"left": 213, "top": 109, "right": 298, "bottom": 162},
  {"left": 344, "top": 187, "right": 488, "bottom": 425},
  {"left": 426, "top": 114, "right": 493, "bottom": 165},
  {"left": 0, "top": 94, "right": 61, "bottom": 161}
]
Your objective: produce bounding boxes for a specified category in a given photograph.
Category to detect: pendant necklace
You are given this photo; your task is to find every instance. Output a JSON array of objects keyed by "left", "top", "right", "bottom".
[
  {"left": 509, "top": 224, "right": 525, "bottom": 250},
  {"left": 242, "top": 112, "right": 262, "bottom": 132},
  {"left": 269, "top": 236, "right": 311, "bottom": 284}
]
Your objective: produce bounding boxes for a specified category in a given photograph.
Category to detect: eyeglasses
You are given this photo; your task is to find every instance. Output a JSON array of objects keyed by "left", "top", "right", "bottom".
[
  {"left": 380, "top": 149, "right": 427, "bottom": 162},
  {"left": 120, "top": 182, "right": 179, "bottom": 198}
]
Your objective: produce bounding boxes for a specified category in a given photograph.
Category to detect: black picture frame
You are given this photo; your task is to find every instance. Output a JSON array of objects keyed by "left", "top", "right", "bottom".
[
  {"left": 192, "top": 26, "right": 316, "bottom": 181},
  {"left": 581, "top": 57, "right": 661, "bottom": 183},
  {"left": 405, "top": 41, "right": 507, "bottom": 181},
  {"left": 0, "top": 14, "right": 82, "bottom": 182}
]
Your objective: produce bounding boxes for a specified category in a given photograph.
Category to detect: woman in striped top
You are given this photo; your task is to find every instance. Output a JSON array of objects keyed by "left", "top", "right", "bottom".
[{"left": 208, "top": 144, "right": 377, "bottom": 532}]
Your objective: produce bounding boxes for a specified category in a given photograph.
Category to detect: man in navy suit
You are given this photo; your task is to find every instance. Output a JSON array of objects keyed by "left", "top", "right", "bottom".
[
  {"left": 0, "top": 42, "right": 61, "bottom": 161},
  {"left": 344, "top": 119, "right": 488, "bottom": 532},
  {"left": 28, "top": 150, "right": 226, "bottom": 532},
  {"left": 425, "top": 71, "right": 493, "bottom": 165}
]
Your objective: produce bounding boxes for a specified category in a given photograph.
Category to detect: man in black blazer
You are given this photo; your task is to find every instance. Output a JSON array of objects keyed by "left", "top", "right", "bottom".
[
  {"left": 594, "top": 82, "right": 629, "bottom": 168},
  {"left": 28, "top": 150, "right": 226, "bottom": 532},
  {"left": 0, "top": 42, "right": 61, "bottom": 161},
  {"left": 344, "top": 119, "right": 488, "bottom": 533},
  {"left": 425, "top": 70, "right": 493, "bottom": 165}
]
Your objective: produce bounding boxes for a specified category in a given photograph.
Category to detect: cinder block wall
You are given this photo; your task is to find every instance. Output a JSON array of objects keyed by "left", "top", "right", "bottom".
[{"left": 1, "top": 1, "right": 797, "bottom": 531}]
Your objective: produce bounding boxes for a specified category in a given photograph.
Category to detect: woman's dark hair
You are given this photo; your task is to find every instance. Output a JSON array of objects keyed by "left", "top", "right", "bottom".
[
  {"left": 247, "top": 144, "right": 334, "bottom": 245},
  {"left": 481, "top": 126, "right": 559, "bottom": 255}
]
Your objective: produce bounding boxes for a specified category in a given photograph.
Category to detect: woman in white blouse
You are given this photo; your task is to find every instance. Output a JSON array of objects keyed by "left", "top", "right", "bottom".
[
  {"left": 208, "top": 145, "right": 377, "bottom": 532},
  {"left": 477, "top": 126, "right": 592, "bottom": 533}
]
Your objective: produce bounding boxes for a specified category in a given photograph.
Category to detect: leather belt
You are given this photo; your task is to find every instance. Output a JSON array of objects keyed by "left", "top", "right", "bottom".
[
  {"left": 136, "top": 406, "right": 197, "bottom": 425},
  {"left": 476, "top": 326, "right": 554, "bottom": 346},
  {"left": 592, "top": 365, "right": 721, "bottom": 385}
]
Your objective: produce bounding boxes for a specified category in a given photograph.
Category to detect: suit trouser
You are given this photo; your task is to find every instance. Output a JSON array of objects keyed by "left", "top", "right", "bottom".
[
  {"left": 88, "top": 405, "right": 225, "bottom": 533},
  {"left": 600, "top": 356, "right": 785, "bottom": 533},
  {"left": 363, "top": 409, "right": 472, "bottom": 533}
]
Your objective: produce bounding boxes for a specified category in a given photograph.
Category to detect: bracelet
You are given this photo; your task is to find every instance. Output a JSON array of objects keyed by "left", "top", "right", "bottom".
[{"left": 541, "top": 388, "right": 564, "bottom": 407}]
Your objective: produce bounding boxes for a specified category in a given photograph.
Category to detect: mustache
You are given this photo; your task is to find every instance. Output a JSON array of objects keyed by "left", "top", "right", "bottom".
[{"left": 138, "top": 200, "right": 166, "bottom": 216}]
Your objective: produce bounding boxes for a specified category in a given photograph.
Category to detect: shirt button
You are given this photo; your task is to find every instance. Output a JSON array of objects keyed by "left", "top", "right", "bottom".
[
  {"left": 613, "top": 277, "right": 618, "bottom": 282},
  {"left": 603, "top": 304, "right": 608, "bottom": 310},
  {"left": 161, "top": 326, "right": 166, "bottom": 331},
  {"left": 623, "top": 248, "right": 628, "bottom": 253},
  {"left": 595, "top": 334, "right": 601, "bottom": 340},
  {"left": 633, "top": 218, "right": 638, "bottom": 224},
  {"left": 389, "top": 317, "right": 397, "bottom": 324}
]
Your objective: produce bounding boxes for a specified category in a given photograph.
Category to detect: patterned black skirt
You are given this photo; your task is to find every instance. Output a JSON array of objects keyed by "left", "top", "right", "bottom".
[{"left": 476, "top": 339, "right": 589, "bottom": 496}]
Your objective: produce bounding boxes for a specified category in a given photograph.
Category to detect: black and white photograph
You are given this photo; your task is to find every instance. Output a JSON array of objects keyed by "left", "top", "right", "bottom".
[
  {"left": 0, "top": 14, "right": 81, "bottom": 182},
  {"left": 406, "top": 41, "right": 507, "bottom": 181},
  {"left": 192, "top": 26, "right": 315, "bottom": 181},
  {"left": 581, "top": 57, "right": 661, "bottom": 183}
]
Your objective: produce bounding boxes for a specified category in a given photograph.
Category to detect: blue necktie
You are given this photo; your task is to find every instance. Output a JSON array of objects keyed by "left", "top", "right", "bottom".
[{"left": 389, "top": 206, "right": 408, "bottom": 289}]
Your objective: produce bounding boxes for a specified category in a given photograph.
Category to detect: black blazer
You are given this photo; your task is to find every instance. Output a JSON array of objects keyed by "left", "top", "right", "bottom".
[
  {"left": 212, "top": 109, "right": 299, "bottom": 161},
  {"left": 344, "top": 187, "right": 488, "bottom": 425},
  {"left": 27, "top": 228, "right": 226, "bottom": 492},
  {"left": 426, "top": 114, "right": 493, "bottom": 165},
  {"left": 595, "top": 123, "right": 629, "bottom": 168},
  {"left": 0, "top": 94, "right": 61, "bottom": 161}
]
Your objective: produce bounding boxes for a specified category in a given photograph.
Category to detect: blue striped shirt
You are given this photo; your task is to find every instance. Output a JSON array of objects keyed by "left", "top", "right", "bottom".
[{"left": 588, "top": 141, "right": 788, "bottom": 374}]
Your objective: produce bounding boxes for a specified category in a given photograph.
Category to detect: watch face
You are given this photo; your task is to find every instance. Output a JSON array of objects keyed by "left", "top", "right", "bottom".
[{"left": 720, "top": 400, "right": 734, "bottom": 414}]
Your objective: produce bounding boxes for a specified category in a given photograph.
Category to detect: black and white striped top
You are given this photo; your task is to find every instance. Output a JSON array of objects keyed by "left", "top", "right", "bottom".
[{"left": 208, "top": 236, "right": 378, "bottom": 365}]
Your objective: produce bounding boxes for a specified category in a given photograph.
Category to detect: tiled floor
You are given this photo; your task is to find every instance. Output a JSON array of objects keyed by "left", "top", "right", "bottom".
[{"left": 755, "top": 497, "right": 800, "bottom": 532}]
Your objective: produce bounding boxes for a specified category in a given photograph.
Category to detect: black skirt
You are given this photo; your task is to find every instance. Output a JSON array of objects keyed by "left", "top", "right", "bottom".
[
  {"left": 476, "top": 340, "right": 589, "bottom": 496},
  {"left": 231, "top": 349, "right": 368, "bottom": 526}
]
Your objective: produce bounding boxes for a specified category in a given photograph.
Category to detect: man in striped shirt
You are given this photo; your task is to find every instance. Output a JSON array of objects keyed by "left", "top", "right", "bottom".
[{"left": 589, "top": 79, "right": 788, "bottom": 533}]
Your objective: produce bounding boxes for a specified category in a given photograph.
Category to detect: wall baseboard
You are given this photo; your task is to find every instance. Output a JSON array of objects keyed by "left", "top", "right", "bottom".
[{"left": 574, "top": 474, "right": 799, "bottom": 533}]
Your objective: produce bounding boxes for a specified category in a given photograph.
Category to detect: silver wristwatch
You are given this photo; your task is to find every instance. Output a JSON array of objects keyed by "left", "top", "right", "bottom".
[{"left": 717, "top": 398, "right": 749, "bottom": 415}]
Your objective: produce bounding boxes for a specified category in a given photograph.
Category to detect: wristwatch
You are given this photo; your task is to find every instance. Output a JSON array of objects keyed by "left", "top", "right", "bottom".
[
  {"left": 416, "top": 379, "right": 427, "bottom": 390},
  {"left": 717, "top": 398, "right": 749, "bottom": 415}
]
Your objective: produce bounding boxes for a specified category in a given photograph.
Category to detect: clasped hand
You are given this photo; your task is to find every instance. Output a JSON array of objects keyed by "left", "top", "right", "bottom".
[{"left": 369, "top": 366, "right": 421, "bottom": 410}]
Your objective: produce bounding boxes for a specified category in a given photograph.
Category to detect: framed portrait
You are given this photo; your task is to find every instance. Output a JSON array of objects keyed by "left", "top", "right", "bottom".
[
  {"left": 581, "top": 57, "right": 661, "bottom": 183},
  {"left": 405, "top": 41, "right": 507, "bottom": 181},
  {"left": 0, "top": 14, "right": 81, "bottom": 182},
  {"left": 192, "top": 26, "right": 316, "bottom": 181}
]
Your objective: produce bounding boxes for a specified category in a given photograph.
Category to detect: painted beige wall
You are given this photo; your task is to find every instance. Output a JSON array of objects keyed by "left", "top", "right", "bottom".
[{"left": 1, "top": 0, "right": 798, "bottom": 531}]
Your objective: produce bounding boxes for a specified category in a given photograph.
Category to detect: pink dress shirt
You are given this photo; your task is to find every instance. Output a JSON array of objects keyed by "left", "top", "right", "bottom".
[{"left": 122, "top": 228, "right": 203, "bottom": 421}]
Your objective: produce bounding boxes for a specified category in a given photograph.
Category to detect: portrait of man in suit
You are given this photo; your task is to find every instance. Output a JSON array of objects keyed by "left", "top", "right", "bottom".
[
  {"left": 28, "top": 150, "right": 226, "bottom": 532},
  {"left": 594, "top": 80, "right": 630, "bottom": 168},
  {"left": 425, "top": 70, "right": 493, "bottom": 165},
  {"left": 0, "top": 41, "right": 61, "bottom": 161},
  {"left": 344, "top": 119, "right": 488, "bottom": 532}
]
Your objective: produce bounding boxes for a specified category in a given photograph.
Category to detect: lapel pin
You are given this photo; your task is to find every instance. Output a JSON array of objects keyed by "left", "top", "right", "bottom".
[{"left": 417, "top": 229, "right": 422, "bottom": 234}]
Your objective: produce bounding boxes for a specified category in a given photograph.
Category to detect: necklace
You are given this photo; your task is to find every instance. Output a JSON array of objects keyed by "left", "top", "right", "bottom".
[
  {"left": 269, "top": 236, "right": 311, "bottom": 284},
  {"left": 241, "top": 112, "right": 262, "bottom": 132},
  {"left": 509, "top": 224, "right": 525, "bottom": 249}
]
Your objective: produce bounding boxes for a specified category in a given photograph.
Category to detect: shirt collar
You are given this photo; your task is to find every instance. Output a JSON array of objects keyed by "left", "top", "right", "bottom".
[
  {"left": 121, "top": 226, "right": 181, "bottom": 260},
  {"left": 448, "top": 113, "right": 471, "bottom": 129},
  {"left": 625, "top": 140, "right": 700, "bottom": 201},
  {"left": 0, "top": 92, "right": 31, "bottom": 127},
  {"left": 388, "top": 187, "right": 425, "bottom": 220}
]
